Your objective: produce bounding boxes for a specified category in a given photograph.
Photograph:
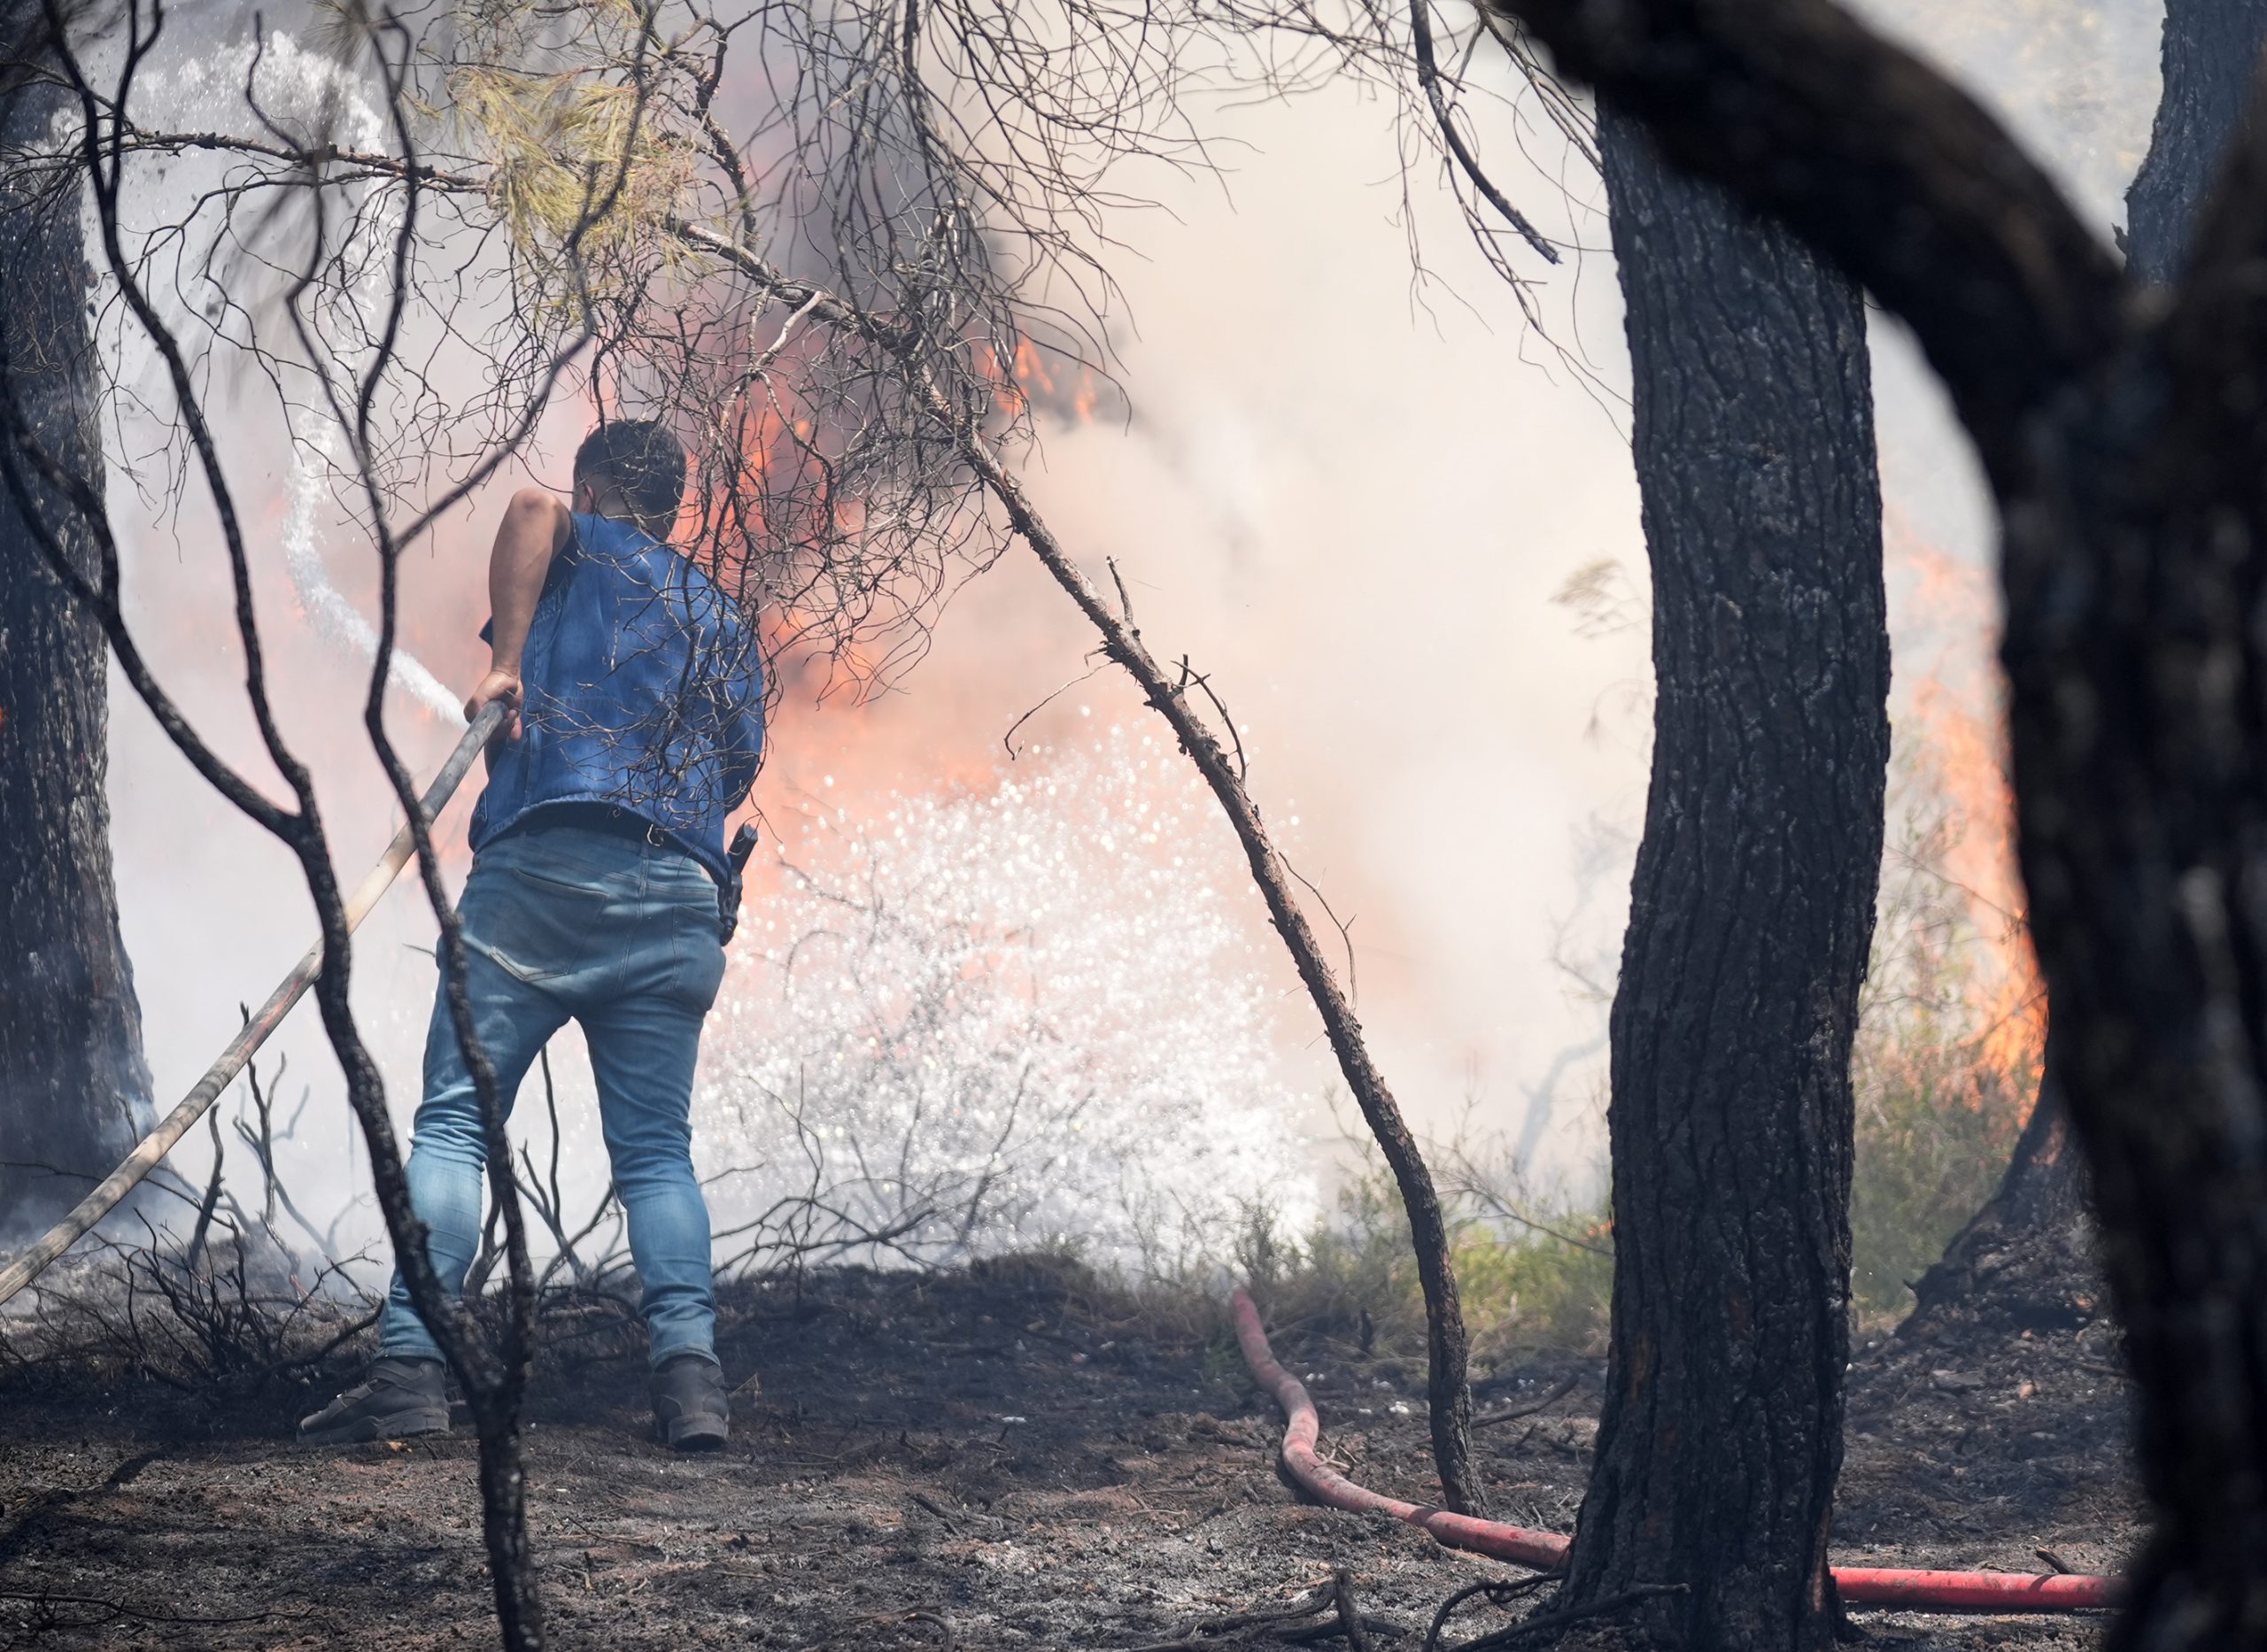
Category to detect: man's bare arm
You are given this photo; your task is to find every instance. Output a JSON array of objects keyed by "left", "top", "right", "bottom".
[{"left": 463, "top": 488, "right": 573, "bottom": 742}]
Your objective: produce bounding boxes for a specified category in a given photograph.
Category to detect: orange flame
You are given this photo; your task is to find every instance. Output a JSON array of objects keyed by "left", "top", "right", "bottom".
[
  {"left": 983, "top": 338, "right": 1100, "bottom": 425},
  {"left": 1907, "top": 674, "right": 2046, "bottom": 1086},
  {"left": 1891, "top": 523, "right": 2046, "bottom": 1124}
]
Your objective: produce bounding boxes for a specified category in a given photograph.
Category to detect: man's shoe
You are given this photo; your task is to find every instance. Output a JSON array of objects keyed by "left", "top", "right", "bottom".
[
  {"left": 297, "top": 1356, "right": 451, "bottom": 1447},
  {"left": 650, "top": 1354, "right": 729, "bottom": 1451}
]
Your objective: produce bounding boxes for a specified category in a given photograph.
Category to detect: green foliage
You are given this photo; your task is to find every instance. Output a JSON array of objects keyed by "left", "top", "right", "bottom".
[
  {"left": 1850, "top": 1049, "right": 2030, "bottom": 1325},
  {"left": 1227, "top": 1146, "right": 1613, "bottom": 1371},
  {"left": 452, "top": 64, "right": 694, "bottom": 259},
  {"left": 397, "top": 0, "right": 707, "bottom": 317}
]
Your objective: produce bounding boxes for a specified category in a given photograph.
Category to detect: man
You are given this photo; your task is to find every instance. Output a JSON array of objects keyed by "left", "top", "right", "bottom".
[{"left": 299, "top": 421, "right": 764, "bottom": 1452}]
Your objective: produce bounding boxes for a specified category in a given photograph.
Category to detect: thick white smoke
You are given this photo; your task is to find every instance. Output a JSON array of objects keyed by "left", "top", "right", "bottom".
[{"left": 89, "top": 0, "right": 2171, "bottom": 1272}]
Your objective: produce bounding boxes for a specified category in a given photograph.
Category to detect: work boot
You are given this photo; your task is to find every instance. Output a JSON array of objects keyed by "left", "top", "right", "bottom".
[
  {"left": 297, "top": 1356, "right": 451, "bottom": 1447},
  {"left": 650, "top": 1354, "right": 729, "bottom": 1452}
]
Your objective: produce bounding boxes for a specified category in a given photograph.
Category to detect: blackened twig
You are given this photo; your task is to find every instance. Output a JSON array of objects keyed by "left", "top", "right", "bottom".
[
  {"left": 1423, "top": 1578, "right": 1553, "bottom": 1652},
  {"left": 1332, "top": 1570, "right": 1376, "bottom": 1652},
  {"left": 1472, "top": 1373, "right": 1581, "bottom": 1428},
  {"left": 0, "top": 1589, "right": 280, "bottom": 1627},
  {"left": 1409, "top": 0, "right": 1558, "bottom": 262},
  {"left": 1453, "top": 1584, "right": 1687, "bottom": 1652},
  {"left": 184, "top": 1110, "right": 224, "bottom": 1269}
]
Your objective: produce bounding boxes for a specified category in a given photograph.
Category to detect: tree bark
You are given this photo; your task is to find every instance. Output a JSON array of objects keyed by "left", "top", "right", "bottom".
[
  {"left": 1481, "top": 0, "right": 2267, "bottom": 1640},
  {"left": 1901, "top": 0, "right": 2267, "bottom": 1353},
  {"left": 1903, "top": 1067, "right": 2094, "bottom": 1337},
  {"left": 0, "top": 27, "right": 152, "bottom": 1239},
  {"left": 2126, "top": 0, "right": 2267, "bottom": 289},
  {"left": 1562, "top": 107, "right": 1890, "bottom": 1650}
]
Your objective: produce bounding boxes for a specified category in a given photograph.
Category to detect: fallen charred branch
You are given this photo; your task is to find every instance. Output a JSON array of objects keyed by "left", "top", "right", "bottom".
[
  {"left": 1470, "top": 1374, "right": 1580, "bottom": 1428},
  {"left": 0, "top": 1588, "right": 285, "bottom": 1632},
  {"left": 1119, "top": 1575, "right": 1412, "bottom": 1651},
  {"left": 1427, "top": 1583, "right": 1688, "bottom": 1652},
  {"left": 1422, "top": 1580, "right": 1554, "bottom": 1652}
]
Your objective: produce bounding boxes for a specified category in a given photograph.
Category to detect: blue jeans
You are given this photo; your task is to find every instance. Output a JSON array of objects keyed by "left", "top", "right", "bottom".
[{"left": 378, "top": 823, "right": 730, "bottom": 1370}]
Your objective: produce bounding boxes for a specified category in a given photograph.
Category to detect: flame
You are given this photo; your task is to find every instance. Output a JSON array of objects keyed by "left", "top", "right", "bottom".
[
  {"left": 1889, "top": 519, "right": 2046, "bottom": 1126},
  {"left": 1907, "top": 673, "right": 2046, "bottom": 1089},
  {"left": 683, "top": 309, "right": 1108, "bottom": 907},
  {"left": 1011, "top": 337, "right": 1049, "bottom": 401},
  {"left": 982, "top": 337, "right": 1100, "bottom": 425}
]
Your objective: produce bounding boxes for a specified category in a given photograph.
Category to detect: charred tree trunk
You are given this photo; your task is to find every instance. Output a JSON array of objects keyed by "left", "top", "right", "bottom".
[
  {"left": 1902, "top": 0, "right": 2267, "bottom": 1351},
  {"left": 1904, "top": 1067, "right": 2095, "bottom": 1336},
  {"left": 0, "top": 26, "right": 151, "bottom": 1239},
  {"left": 1560, "top": 107, "right": 1890, "bottom": 1651},
  {"left": 2126, "top": 0, "right": 2267, "bottom": 290},
  {"left": 1480, "top": 0, "right": 2267, "bottom": 1639}
]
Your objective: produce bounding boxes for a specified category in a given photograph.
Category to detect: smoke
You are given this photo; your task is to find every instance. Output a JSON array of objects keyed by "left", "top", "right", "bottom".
[
  {"left": 116, "top": 24, "right": 467, "bottom": 722},
  {"left": 89, "top": 1, "right": 2169, "bottom": 1270}
]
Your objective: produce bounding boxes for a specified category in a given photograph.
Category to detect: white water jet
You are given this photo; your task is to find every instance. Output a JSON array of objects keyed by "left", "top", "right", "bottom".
[
  {"left": 135, "top": 31, "right": 463, "bottom": 726},
  {"left": 282, "top": 421, "right": 464, "bottom": 724}
]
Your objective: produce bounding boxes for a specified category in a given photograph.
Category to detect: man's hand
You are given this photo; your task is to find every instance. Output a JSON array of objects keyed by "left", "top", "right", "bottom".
[
  {"left": 465, "top": 668, "right": 526, "bottom": 745},
  {"left": 470, "top": 486, "right": 571, "bottom": 761}
]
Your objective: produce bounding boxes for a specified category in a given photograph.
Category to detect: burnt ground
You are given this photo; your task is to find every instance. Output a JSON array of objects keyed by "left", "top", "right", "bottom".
[{"left": 0, "top": 1258, "right": 2140, "bottom": 1651}]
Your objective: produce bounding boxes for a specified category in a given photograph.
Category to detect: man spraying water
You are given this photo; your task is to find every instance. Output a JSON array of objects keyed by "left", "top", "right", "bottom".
[{"left": 299, "top": 421, "right": 764, "bottom": 1452}]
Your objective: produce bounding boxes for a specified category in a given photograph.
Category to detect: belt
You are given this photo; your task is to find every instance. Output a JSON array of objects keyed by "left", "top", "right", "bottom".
[{"left": 510, "top": 801, "right": 676, "bottom": 851}]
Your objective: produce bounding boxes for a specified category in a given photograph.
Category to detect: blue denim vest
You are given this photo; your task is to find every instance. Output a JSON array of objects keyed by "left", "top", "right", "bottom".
[{"left": 468, "top": 512, "right": 764, "bottom": 910}]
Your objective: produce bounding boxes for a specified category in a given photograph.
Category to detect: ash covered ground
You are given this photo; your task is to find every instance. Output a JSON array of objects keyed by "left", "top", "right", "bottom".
[{"left": 0, "top": 1257, "right": 2139, "bottom": 1649}]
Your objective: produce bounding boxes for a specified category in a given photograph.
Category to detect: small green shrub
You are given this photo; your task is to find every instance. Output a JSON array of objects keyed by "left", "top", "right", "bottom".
[
  {"left": 1850, "top": 1023, "right": 2034, "bottom": 1325},
  {"left": 1225, "top": 1139, "right": 1613, "bottom": 1372}
]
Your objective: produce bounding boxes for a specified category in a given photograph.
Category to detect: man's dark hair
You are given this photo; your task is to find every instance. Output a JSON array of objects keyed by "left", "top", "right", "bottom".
[{"left": 574, "top": 420, "right": 687, "bottom": 533}]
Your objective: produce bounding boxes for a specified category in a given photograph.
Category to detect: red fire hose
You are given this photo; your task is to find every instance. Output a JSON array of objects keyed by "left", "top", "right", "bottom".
[{"left": 1229, "top": 1288, "right": 2117, "bottom": 1613}]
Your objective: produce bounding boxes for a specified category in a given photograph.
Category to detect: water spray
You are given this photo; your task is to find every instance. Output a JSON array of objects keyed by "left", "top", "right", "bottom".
[
  {"left": 137, "top": 32, "right": 466, "bottom": 728},
  {"left": 284, "top": 433, "right": 465, "bottom": 724}
]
